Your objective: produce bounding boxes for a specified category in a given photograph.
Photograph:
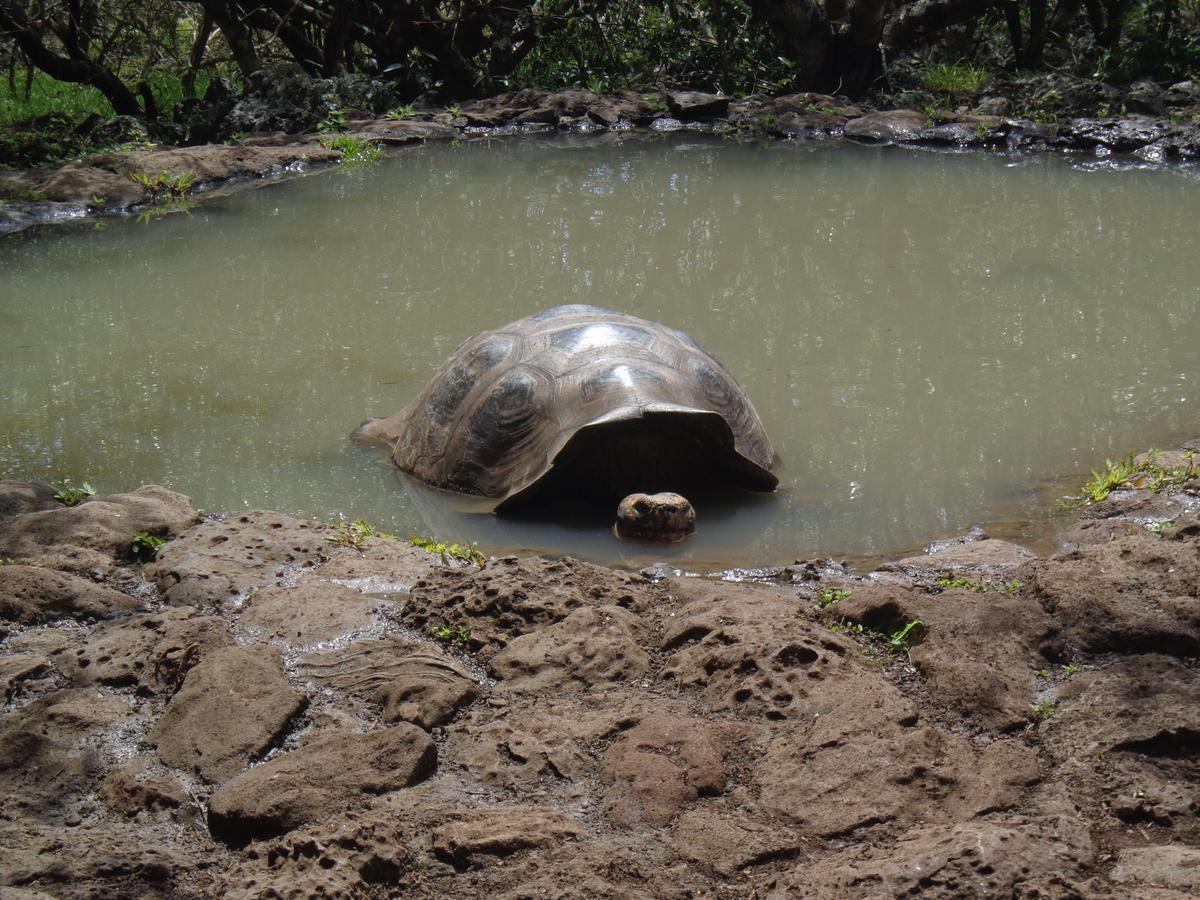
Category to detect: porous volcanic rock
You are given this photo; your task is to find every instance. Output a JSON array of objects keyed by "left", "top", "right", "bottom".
[
  {"left": 1026, "top": 530, "right": 1200, "bottom": 655},
  {"left": 878, "top": 538, "right": 1036, "bottom": 579},
  {"left": 148, "top": 510, "right": 333, "bottom": 606},
  {"left": 488, "top": 605, "right": 651, "bottom": 693},
  {"left": 663, "top": 90, "right": 729, "bottom": 119},
  {"left": 669, "top": 806, "right": 803, "bottom": 875},
  {"left": 216, "top": 811, "right": 413, "bottom": 899},
  {"left": 431, "top": 806, "right": 583, "bottom": 867},
  {"left": 0, "top": 689, "right": 138, "bottom": 822},
  {"left": 0, "top": 652, "right": 54, "bottom": 700},
  {"left": 0, "top": 485, "right": 197, "bottom": 574},
  {"left": 50, "top": 606, "right": 233, "bottom": 693},
  {"left": 150, "top": 644, "right": 307, "bottom": 782},
  {"left": 298, "top": 637, "right": 481, "bottom": 729},
  {"left": 237, "top": 581, "right": 386, "bottom": 647},
  {"left": 843, "top": 109, "right": 927, "bottom": 143},
  {"left": 1111, "top": 844, "right": 1200, "bottom": 892},
  {"left": 0, "top": 480, "right": 58, "bottom": 522},
  {"left": 0, "top": 564, "right": 142, "bottom": 625},
  {"left": 402, "top": 555, "right": 651, "bottom": 656},
  {"left": 207, "top": 725, "right": 436, "bottom": 844},
  {"left": 101, "top": 762, "right": 188, "bottom": 816}
]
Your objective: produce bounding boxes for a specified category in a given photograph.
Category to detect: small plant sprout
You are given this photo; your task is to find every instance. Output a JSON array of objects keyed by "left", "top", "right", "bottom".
[
  {"left": 828, "top": 619, "right": 864, "bottom": 636},
  {"left": 129, "top": 169, "right": 197, "bottom": 201},
  {"left": 409, "top": 534, "right": 486, "bottom": 566},
  {"left": 53, "top": 479, "right": 95, "bottom": 506},
  {"left": 326, "top": 518, "right": 396, "bottom": 551},
  {"left": 1, "top": 558, "right": 16, "bottom": 565},
  {"left": 386, "top": 104, "right": 416, "bottom": 119},
  {"left": 318, "top": 107, "right": 348, "bottom": 132},
  {"left": 130, "top": 531, "right": 167, "bottom": 561},
  {"left": 1037, "top": 668, "right": 1050, "bottom": 679},
  {"left": 430, "top": 623, "right": 471, "bottom": 649},
  {"left": 320, "top": 133, "right": 383, "bottom": 168},
  {"left": 935, "top": 576, "right": 1023, "bottom": 594},
  {"left": 1030, "top": 698, "right": 1057, "bottom": 720},
  {"left": 1061, "top": 663, "right": 1080, "bottom": 676},
  {"left": 817, "top": 586, "right": 852, "bottom": 608},
  {"left": 886, "top": 620, "right": 925, "bottom": 654},
  {"left": 445, "top": 104, "right": 463, "bottom": 117}
]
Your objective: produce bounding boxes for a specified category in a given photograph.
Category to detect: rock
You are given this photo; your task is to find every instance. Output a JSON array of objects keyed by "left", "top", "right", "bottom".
[
  {"left": 101, "top": 763, "right": 187, "bottom": 815},
  {"left": 1026, "top": 531, "right": 1200, "bottom": 655},
  {"left": 843, "top": 110, "right": 927, "bottom": 143},
  {"left": 776, "top": 812, "right": 1093, "bottom": 898},
  {"left": 767, "top": 111, "right": 844, "bottom": 139},
  {"left": 669, "top": 807, "right": 802, "bottom": 875},
  {"left": 0, "top": 565, "right": 142, "bottom": 625},
  {"left": 600, "top": 714, "right": 734, "bottom": 826},
  {"left": 150, "top": 645, "right": 307, "bottom": 782},
  {"left": 488, "top": 605, "right": 651, "bottom": 693},
  {"left": 431, "top": 806, "right": 583, "bottom": 867},
  {"left": 0, "top": 653, "right": 54, "bottom": 701},
  {"left": 830, "top": 582, "right": 1062, "bottom": 732},
  {"left": 148, "top": 510, "right": 333, "bottom": 606},
  {"left": 402, "top": 555, "right": 650, "bottom": 655},
  {"left": 52, "top": 606, "right": 232, "bottom": 693},
  {"left": 0, "top": 485, "right": 197, "bottom": 574},
  {"left": 663, "top": 91, "right": 729, "bottom": 119},
  {"left": 0, "top": 689, "right": 137, "bottom": 823},
  {"left": 878, "top": 538, "right": 1035, "bottom": 579},
  {"left": 217, "top": 812, "right": 413, "bottom": 898},
  {"left": 1112, "top": 845, "right": 1200, "bottom": 891},
  {"left": 298, "top": 637, "right": 480, "bottom": 729},
  {"left": 1053, "top": 115, "right": 1166, "bottom": 152},
  {"left": 237, "top": 582, "right": 385, "bottom": 647},
  {"left": 207, "top": 725, "right": 436, "bottom": 844},
  {"left": 757, "top": 728, "right": 1040, "bottom": 838},
  {"left": 303, "top": 536, "right": 439, "bottom": 593},
  {"left": 0, "top": 480, "right": 58, "bottom": 523}
]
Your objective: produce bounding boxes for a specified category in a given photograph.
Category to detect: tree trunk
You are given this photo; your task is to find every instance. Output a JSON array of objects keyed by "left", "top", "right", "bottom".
[{"left": 183, "top": 10, "right": 214, "bottom": 99}]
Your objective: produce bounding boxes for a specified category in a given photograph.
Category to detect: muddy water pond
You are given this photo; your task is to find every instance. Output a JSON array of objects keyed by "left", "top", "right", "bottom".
[{"left": 1, "top": 134, "right": 1198, "bottom": 569}]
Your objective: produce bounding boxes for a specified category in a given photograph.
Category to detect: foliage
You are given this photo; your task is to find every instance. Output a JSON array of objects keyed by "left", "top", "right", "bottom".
[
  {"left": 430, "top": 623, "right": 471, "bottom": 649},
  {"left": 409, "top": 534, "right": 486, "bottom": 566},
  {"left": 935, "top": 576, "right": 1023, "bottom": 594},
  {"left": 921, "top": 62, "right": 989, "bottom": 109},
  {"left": 1067, "top": 451, "right": 1197, "bottom": 506},
  {"left": 129, "top": 169, "right": 197, "bottom": 201},
  {"left": 816, "top": 586, "right": 852, "bottom": 608},
  {"left": 130, "top": 530, "right": 167, "bottom": 561},
  {"left": 1061, "top": 662, "right": 1080, "bottom": 675},
  {"left": 0, "top": 558, "right": 16, "bottom": 565},
  {"left": 1030, "top": 698, "right": 1057, "bottom": 719},
  {"left": 52, "top": 479, "right": 95, "bottom": 506},
  {"left": 886, "top": 620, "right": 926, "bottom": 653},
  {"left": 326, "top": 518, "right": 396, "bottom": 551},
  {"left": 1094, "top": 0, "right": 1200, "bottom": 82},
  {"left": 320, "top": 134, "right": 383, "bottom": 167}
]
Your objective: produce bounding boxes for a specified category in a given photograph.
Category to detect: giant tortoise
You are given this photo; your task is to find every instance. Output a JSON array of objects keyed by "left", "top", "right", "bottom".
[{"left": 357, "top": 304, "right": 778, "bottom": 540}]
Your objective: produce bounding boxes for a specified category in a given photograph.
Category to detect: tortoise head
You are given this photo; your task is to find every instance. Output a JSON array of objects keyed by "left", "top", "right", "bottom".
[{"left": 614, "top": 492, "right": 696, "bottom": 542}]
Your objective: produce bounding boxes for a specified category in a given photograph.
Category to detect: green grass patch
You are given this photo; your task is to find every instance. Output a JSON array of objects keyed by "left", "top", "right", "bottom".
[
  {"left": 1064, "top": 451, "right": 1198, "bottom": 508},
  {"left": 408, "top": 534, "right": 485, "bottom": 567},
  {"left": 921, "top": 62, "right": 989, "bottom": 109},
  {"left": 935, "top": 576, "right": 1023, "bottom": 594},
  {"left": 429, "top": 623, "right": 471, "bottom": 649}
]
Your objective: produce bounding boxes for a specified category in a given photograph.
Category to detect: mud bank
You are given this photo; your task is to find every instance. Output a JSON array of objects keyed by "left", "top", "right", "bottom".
[
  {"left": 4, "top": 86, "right": 1200, "bottom": 236},
  {"left": 0, "top": 442, "right": 1197, "bottom": 897}
]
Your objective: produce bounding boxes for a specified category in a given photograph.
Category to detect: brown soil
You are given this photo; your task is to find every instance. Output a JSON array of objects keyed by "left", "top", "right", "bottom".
[{"left": 0, "top": 446, "right": 1197, "bottom": 898}]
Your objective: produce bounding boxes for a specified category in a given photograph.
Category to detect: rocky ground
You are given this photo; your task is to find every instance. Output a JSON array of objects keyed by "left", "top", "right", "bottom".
[
  {"left": 0, "top": 443, "right": 1197, "bottom": 898},
  {"left": 3, "top": 82, "right": 1200, "bottom": 236}
]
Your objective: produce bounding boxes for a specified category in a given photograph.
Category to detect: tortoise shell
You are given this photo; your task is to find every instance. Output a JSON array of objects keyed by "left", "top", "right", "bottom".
[{"left": 362, "top": 305, "right": 778, "bottom": 509}]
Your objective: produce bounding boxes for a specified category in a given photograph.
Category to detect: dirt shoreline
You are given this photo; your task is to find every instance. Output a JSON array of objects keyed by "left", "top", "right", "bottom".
[
  {"left": 3, "top": 87, "right": 1200, "bottom": 237},
  {"left": 0, "top": 440, "right": 1197, "bottom": 897}
]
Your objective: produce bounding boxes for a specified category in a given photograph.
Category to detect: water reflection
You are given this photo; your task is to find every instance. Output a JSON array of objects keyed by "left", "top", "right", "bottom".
[{"left": 1, "top": 134, "right": 1197, "bottom": 567}]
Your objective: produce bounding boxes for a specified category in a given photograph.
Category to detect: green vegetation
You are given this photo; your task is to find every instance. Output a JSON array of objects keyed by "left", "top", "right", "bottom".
[
  {"left": 935, "top": 576, "right": 1023, "bottom": 594},
  {"left": 1061, "top": 663, "right": 1080, "bottom": 676},
  {"left": 409, "top": 534, "right": 486, "bottom": 567},
  {"left": 129, "top": 170, "right": 197, "bottom": 202},
  {"left": 386, "top": 105, "right": 416, "bottom": 119},
  {"left": 318, "top": 108, "right": 348, "bottom": 133},
  {"left": 816, "top": 586, "right": 852, "bottom": 608},
  {"left": 1066, "top": 451, "right": 1198, "bottom": 507},
  {"left": 921, "top": 63, "right": 990, "bottom": 109},
  {"left": 0, "top": 558, "right": 16, "bottom": 565},
  {"left": 886, "top": 620, "right": 925, "bottom": 654},
  {"left": 320, "top": 134, "right": 383, "bottom": 168},
  {"left": 326, "top": 518, "right": 396, "bottom": 551},
  {"left": 1030, "top": 698, "right": 1057, "bottom": 720},
  {"left": 445, "top": 104, "right": 462, "bottom": 117},
  {"left": 130, "top": 530, "right": 167, "bottom": 561},
  {"left": 430, "top": 623, "right": 471, "bottom": 649},
  {"left": 52, "top": 479, "right": 95, "bottom": 507}
]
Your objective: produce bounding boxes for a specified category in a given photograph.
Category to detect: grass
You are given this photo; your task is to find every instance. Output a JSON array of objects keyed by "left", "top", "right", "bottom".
[
  {"left": 1061, "top": 663, "right": 1080, "bottom": 676},
  {"left": 921, "top": 62, "right": 989, "bottom": 109},
  {"left": 409, "top": 534, "right": 485, "bottom": 567},
  {"left": 129, "top": 170, "right": 197, "bottom": 201},
  {"left": 52, "top": 479, "right": 95, "bottom": 506},
  {"left": 326, "top": 518, "right": 397, "bottom": 551},
  {"left": 386, "top": 104, "right": 416, "bottom": 119},
  {"left": 319, "top": 133, "right": 383, "bottom": 167},
  {"left": 130, "top": 530, "right": 166, "bottom": 561},
  {"left": 430, "top": 623, "right": 471, "bottom": 649}
]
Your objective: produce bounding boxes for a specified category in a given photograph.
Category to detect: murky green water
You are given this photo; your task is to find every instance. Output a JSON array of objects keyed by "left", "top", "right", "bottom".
[{"left": 2, "top": 135, "right": 1198, "bottom": 569}]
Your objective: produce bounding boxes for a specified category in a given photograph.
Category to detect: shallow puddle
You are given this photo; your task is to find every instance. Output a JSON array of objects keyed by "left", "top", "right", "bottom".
[{"left": 2, "top": 134, "right": 1198, "bottom": 568}]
